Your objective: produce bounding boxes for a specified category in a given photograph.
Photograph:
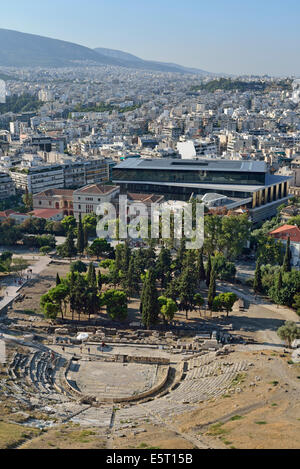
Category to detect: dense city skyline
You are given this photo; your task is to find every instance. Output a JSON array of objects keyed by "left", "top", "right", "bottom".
[{"left": 1, "top": 0, "right": 300, "bottom": 76}]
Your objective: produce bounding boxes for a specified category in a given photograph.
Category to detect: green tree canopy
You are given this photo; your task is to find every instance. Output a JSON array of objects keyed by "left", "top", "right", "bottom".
[
  {"left": 70, "top": 260, "right": 87, "bottom": 273},
  {"left": 277, "top": 321, "right": 300, "bottom": 348},
  {"left": 102, "top": 289, "right": 128, "bottom": 321}
]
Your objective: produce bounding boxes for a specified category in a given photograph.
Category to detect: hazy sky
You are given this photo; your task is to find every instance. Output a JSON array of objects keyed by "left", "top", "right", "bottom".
[{"left": 1, "top": 0, "right": 300, "bottom": 75}]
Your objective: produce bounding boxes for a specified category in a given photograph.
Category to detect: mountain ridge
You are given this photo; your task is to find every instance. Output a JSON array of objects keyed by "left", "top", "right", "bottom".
[
  {"left": 0, "top": 28, "right": 210, "bottom": 74},
  {"left": 94, "top": 47, "right": 210, "bottom": 75}
]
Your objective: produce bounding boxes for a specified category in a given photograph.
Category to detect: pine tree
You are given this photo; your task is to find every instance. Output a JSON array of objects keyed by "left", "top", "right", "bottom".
[
  {"left": 206, "top": 255, "right": 212, "bottom": 288},
  {"left": 207, "top": 266, "right": 216, "bottom": 310},
  {"left": 77, "top": 214, "right": 84, "bottom": 256},
  {"left": 140, "top": 269, "right": 160, "bottom": 329},
  {"left": 56, "top": 273, "right": 61, "bottom": 286},
  {"left": 282, "top": 236, "right": 292, "bottom": 273},
  {"left": 253, "top": 257, "right": 263, "bottom": 293}
]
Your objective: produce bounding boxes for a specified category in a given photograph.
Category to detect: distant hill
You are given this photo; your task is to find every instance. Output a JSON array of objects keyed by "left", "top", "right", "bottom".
[
  {"left": 94, "top": 47, "right": 210, "bottom": 75},
  {"left": 0, "top": 29, "right": 124, "bottom": 68},
  {"left": 0, "top": 28, "right": 211, "bottom": 74}
]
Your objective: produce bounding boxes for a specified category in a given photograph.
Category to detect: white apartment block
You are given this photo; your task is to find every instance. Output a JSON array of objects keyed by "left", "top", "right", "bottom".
[
  {"left": 10, "top": 165, "right": 64, "bottom": 194},
  {"left": 0, "top": 172, "right": 16, "bottom": 199}
]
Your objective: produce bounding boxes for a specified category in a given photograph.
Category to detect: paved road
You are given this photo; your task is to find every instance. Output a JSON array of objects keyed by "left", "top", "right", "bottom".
[{"left": 218, "top": 281, "right": 299, "bottom": 348}]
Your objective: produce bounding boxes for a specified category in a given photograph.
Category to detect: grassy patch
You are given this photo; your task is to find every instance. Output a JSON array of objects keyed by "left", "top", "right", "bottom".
[
  {"left": 255, "top": 421, "right": 267, "bottom": 425},
  {"left": 20, "top": 426, "right": 105, "bottom": 449},
  {"left": 222, "top": 439, "right": 233, "bottom": 446},
  {"left": 138, "top": 442, "right": 161, "bottom": 449},
  {"left": 231, "top": 373, "right": 246, "bottom": 387},
  {"left": 230, "top": 415, "right": 243, "bottom": 421},
  {"left": 0, "top": 421, "right": 40, "bottom": 449},
  {"left": 207, "top": 422, "right": 229, "bottom": 437}
]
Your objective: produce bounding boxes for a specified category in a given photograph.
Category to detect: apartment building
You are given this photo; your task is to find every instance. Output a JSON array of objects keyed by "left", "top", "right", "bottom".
[
  {"left": 63, "top": 159, "right": 109, "bottom": 188},
  {"left": 9, "top": 158, "right": 109, "bottom": 195},
  {"left": 10, "top": 165, "right": 64, "bottom": 194},
  {"left": 0, "top": 172, "right": 16, "bottom": 199}
]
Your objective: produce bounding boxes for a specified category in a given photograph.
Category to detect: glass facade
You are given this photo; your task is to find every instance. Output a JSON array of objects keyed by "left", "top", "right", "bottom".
[
  {"left": 113, "top": 168, "right": 266, "bottom": 186},
  {"left": 118, "top": 182, "right": 254, "bottom": 201}
]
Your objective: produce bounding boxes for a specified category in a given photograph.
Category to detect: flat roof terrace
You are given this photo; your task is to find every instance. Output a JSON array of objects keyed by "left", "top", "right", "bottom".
[{"left": 115, "top": 158, "right": 267, "bottom": 173}]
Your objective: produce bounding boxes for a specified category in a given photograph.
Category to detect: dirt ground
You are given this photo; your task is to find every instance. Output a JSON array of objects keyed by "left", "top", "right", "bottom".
[
  {"left": 19, "top": 424, "right": 107, "bottom": 450},
  {"left": 110, "top": 423, "right": 196, "bottom": 450},
  {"left": 172, "top": 349, "right": 300, "bottom": 449},
  {"left": 6, "top": 261, "right": 71, "bottom": 327}
]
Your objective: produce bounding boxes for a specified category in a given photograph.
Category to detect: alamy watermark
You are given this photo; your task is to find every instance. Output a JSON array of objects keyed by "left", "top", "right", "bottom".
[
  {"left": 96, "top": 197, "right": 204, "bottom": 249},
  {"left": 0, "top": 80, "right": 6, "bottom": 104}
]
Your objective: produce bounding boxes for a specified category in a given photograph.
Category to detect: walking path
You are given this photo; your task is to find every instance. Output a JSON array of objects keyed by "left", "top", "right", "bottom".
[
  {"left": 218, "top": 281, "right": 299, "bottom": 322},
  {"left": 0, "top": 255, "right": 51, "bottom": 313}
]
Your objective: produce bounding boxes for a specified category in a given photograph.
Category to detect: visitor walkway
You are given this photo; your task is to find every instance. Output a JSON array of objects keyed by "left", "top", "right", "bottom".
[{"left": 0, "top": 255, "right": 51, "bottom": 313}]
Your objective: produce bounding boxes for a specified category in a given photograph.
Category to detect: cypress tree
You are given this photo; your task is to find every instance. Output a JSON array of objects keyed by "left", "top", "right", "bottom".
[
  {"left": 178, "top": 265, "right": 197, "bottom": 320},
  {"left": 206, "top": 255, "right": 212, "bottom": 288},
  {"left": 156, "top": 246, "right": 172, "bottom": 289},
  {"left": 207, "top": 266, "right": 216, "bottom": 310},
  {"left": 140, "top": 269, "right": 160, "bottom": 329},
  {"left": 123, "top": 240, "right": 131, "bottom": 271},
  {"left": 125, "top": 255, "right": 138, "bottom": 298},
  {"left": 282, "top": 236, "right": 291, "bottom": 273},
  {"left": 64, "top": 230, "right": 77, "bottom": 260},
  {"left": 77, "top": 214, "right": 84, "bottom": 256},
  {"left": 69, "top": 271, "right": 76, "bottom": 321},
  {"left": 277, "top": 269, "right": 283, "bottom": 291},
  {"left": 87, "top": 262, "right": 96, "bottom": 287},
  {"left": 97, "top": 270, "right": 103, "bottom": 293},
  {"left": 115, "top": 244, "right": 123, "bottom": 272},
  {"left": 176, "top": 238, "right": 186, "bottom": 273},
  {"left": 253, "top": 257, "right": 263, "bottom": 293},
  {"left": 83, "top": 226, "right": 89, "bottom": 251},
  {"left": 196, "top": 248, "right": 206, "bottom": 285}
]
